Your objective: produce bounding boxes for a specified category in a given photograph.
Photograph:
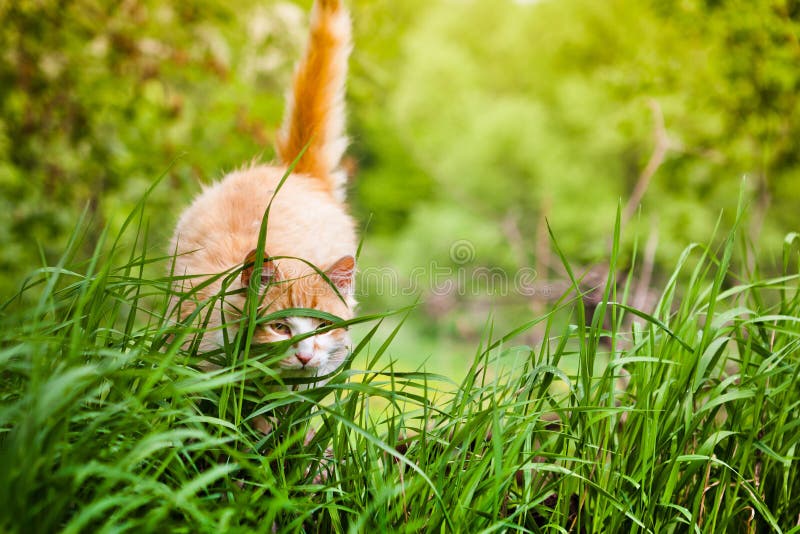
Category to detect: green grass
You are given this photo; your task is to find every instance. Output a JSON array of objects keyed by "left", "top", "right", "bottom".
[{"left": 1, "top": 195, "right": 799, "bottom": 533}]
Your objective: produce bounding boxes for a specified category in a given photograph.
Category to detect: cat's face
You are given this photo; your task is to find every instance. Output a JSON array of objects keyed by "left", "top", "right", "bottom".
[
  {"left": 260, "top": 316, "right": 351, "bottom": 376},
  {"left": 239, "top": 252, "right": 355, "bottom": 379}
]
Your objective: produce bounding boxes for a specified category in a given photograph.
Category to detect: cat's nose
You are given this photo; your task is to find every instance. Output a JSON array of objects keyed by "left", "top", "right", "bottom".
[{"left": 296, "top": 353, "right": 313, "bottom": 366}]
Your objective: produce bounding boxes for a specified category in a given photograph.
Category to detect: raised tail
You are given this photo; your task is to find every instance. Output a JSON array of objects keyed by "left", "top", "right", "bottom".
[{"left": 275, "top": 0, "right": 352, "bottom": 200}]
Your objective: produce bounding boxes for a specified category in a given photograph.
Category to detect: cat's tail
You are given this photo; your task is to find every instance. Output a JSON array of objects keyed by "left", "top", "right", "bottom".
[{"left": 275, "top": 0, "right": 352, "bottom": 200}]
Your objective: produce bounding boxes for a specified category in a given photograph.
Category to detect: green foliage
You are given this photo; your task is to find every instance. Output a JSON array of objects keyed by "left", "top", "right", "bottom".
[
  {"left": 347, "top": 0, "right": 436, "bottom": 235},
  {"left": 3, "top": 0, "right": 798, "bottom": 344},
  {"left": 383, "top": 0, "right": 800, "bottom": 268},
  {"left": 0, "top": 0, "right": 303, "bottom": 294}
]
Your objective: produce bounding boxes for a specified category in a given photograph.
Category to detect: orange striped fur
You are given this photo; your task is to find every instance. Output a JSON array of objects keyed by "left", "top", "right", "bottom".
[
  {"left": 275, "top": 0, "right": 351, "bottom": 200},
  {"left": 169, "top": 0, "right": 357, "bottom": 382}
]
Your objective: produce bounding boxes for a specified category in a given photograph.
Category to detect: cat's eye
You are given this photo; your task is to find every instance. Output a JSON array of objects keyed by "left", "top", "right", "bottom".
[
  {"left": 270, "top": 322, "right": 291, "bottom": 335},
  {"left": 316, "top": 320, "right": 334, "bottom": 331}
]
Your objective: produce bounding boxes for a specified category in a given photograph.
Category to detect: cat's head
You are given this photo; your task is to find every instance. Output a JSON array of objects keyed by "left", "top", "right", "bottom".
[{"left": 238, "top": 250, "right": 355, "bottom": 379}]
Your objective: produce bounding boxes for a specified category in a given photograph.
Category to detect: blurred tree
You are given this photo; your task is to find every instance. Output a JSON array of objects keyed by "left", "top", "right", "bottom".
[
  {"left": 1, "top": 0, "right": 797, "bottom": 327},
  {"left": 380, "top": 0, "right": 800, "bottom": 275},
  {"left": 0, "top": 0, "right": 304, "bottom": 294},
  {"left": 347, "top": 0, "right": 435, "bottom": 235}
]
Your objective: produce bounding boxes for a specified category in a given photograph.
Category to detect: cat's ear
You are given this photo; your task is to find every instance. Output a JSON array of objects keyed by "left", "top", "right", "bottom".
[
  {"left": 241, "top": 249, "right": 279, "bottom": 288},
  {"left": 325, "top": 255, "right": 355, "bottom": 293}
]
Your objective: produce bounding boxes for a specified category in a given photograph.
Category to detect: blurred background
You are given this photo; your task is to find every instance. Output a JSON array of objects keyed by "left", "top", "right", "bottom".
[{"left": 1, "top": 0, "right": 798, "bottom": 376}]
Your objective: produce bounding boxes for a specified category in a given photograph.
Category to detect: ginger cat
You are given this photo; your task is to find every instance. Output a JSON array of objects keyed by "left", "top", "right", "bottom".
[{"left": 169, "top": 0, "right": 356, "bottom": 385}]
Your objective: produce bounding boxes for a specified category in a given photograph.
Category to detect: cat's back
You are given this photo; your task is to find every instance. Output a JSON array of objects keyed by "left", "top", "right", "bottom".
[{"left": 171, "top": 164, "right": 356, "bottom": 279}]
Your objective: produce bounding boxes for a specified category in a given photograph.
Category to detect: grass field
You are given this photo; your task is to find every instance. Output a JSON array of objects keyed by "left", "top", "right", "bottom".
[{"left": 1, "top": 195, "right": 799, "bottom": 533}]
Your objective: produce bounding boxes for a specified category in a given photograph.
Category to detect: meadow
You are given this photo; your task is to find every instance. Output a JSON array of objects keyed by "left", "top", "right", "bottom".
[{"left": 1, "top": 190, "right": 798, "bottom": 532}]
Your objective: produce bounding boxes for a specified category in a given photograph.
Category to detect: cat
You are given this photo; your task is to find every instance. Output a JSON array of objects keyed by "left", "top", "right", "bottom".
[{"left": 169, "top": 0, "right": 356, "bottom": 387}]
